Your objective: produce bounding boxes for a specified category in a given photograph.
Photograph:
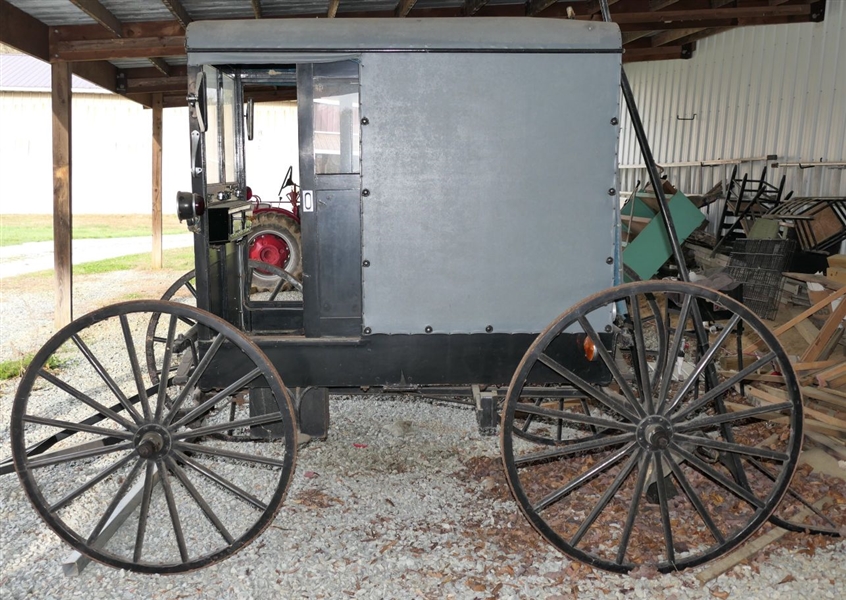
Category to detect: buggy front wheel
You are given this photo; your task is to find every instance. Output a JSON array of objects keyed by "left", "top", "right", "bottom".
[{"left": 11, "top": 300, "right": 297, "bottom": 573}]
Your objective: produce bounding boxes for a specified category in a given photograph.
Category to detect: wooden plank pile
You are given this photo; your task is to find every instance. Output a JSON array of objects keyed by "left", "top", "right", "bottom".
[{"left": 737, "top": 277, "right": 846, "bottom": 460}]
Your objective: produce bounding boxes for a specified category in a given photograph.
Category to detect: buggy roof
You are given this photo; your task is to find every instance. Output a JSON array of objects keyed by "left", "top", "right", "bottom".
[{"left": 186, "top": 18, "right": 621, "bottom": 65}]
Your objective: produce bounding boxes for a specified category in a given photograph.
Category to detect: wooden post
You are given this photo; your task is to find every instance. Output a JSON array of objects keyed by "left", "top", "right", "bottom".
[
  {"left": 52, "top": 61, "right": 73, "bottom": 330},
  {"left": 152, "top": 93, "right": 163, "bottom": 269}
]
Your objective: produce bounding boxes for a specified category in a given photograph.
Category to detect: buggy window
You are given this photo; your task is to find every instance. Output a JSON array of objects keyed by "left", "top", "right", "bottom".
[{"left": 313, "top": 62, "right": 360, "bottom": 175}]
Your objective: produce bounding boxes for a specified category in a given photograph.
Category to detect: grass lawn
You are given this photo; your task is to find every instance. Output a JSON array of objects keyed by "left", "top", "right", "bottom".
[
  {"left": 0, "top": 214, "right": 185, "bottom": 246},
  {"left": 4, "top": 247, "right": 195, "bottom": 283}
]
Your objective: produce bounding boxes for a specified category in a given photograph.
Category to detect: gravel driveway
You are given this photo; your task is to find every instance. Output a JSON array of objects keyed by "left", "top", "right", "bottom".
[{"left": 0, "top": 270, "right": 844, "bottom": 599}]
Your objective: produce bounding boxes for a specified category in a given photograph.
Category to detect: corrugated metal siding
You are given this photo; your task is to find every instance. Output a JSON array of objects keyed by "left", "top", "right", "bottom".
[
  {"left": 619, "top": 0, "right": 846, "bottom": 201},
  {"left": 3, "top": 0, "right": 96, "bottom": 26}
]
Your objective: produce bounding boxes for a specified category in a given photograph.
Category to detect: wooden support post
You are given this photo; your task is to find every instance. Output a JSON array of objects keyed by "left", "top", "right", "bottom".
[
  {"left": 52, "top": 62, "right": 73, "bottom": 330},
  {"left": 152, "top": 93, "right": 163, "bottom": 269}
]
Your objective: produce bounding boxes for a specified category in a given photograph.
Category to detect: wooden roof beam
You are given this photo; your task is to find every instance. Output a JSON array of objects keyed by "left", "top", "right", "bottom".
[
  {"left": 148, "top": 57, "right": 171, "bottom": 76},
  {"left": 160, "top": 0, "right": 192, "bottom": 28},
  {"left": 395, "top": 0, "right": 418, "bottom": 17},
  {"left": 585, "top": 0, "right": 620, "bottom": 16},
  {"left": 251, "top": 0, "right": 264, "bottom": 19},
  {"left": 328, "top": 0, "right": 340, "bottom": 18},
  {"left": 652, "top": 27, "right": 706, "bottom": 46},
  {"left": 0, "top": 0, "right": 49, "bottom": 60},
  {"left": 527, "top": 0, "right": 557, "bottom": 16},
  {"left": 68, "top": 0, "right": 123, "bottom": 37},
  {"left": 650, "top": 0, "right": 681, "bottom": 9},
  {"left": 609, "top": 4, "right": 811, "bottom": 23},
  {"left": 462, "top": 0, "right": 489, "bottom": 16},
  {"left": 623, "top": 30, "right": 658, "bottom": 43},
  {"left": 50, "top": 21, "right": 184, "bottom": 42},
  {"left": 52, "top": 36, "right": 185, "bottom": 61},
  {"left": 624, "top": 43, "right": 694, "bottom": 63}
]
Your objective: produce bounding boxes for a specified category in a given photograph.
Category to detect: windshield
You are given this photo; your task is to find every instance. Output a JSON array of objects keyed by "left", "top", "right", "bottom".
[{"left": 204, "top": 66, "right": 238, "bottom": 185}]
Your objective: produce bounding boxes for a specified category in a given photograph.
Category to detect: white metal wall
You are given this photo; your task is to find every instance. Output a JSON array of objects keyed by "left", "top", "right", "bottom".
[
  {"left": 620, "top": 0, "right": 846, "bottom": 201},
  {"left": 0, "top": 93, "right": 299, "bottom": 214}
]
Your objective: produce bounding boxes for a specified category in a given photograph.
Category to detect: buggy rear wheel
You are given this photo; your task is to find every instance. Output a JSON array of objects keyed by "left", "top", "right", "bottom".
[
  {"left": 501, "top": 281, "right": 802, "bottom": 573},
  {"left": 11, "top": 300, "right": 297, "bottom": 573}
]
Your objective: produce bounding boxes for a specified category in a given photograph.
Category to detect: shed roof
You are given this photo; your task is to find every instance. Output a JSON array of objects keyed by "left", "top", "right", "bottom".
[{"left": 0, "top": 0, "right": 827, "bottom": 109}]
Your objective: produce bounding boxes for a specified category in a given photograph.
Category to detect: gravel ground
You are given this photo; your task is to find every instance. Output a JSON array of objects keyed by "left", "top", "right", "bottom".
[{"left": 0, "top": 270, "right": 845, "bottom": 599}]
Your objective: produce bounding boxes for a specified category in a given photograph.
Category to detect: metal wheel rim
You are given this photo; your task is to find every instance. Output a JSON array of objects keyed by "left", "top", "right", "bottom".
[
  {"left": 501, "top": 281, "right": 803, "bottom": 573},
  {"left": 247, "top": 226, "right": 300, "bottom": 289},
  {"left": 11, "top": 300, "right": 297, "bottom": 573}
]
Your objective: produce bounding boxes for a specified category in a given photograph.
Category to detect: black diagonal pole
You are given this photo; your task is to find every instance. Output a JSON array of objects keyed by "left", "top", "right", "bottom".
[{"left": 598, "top": 0, "right": 690, "bottom": 284}]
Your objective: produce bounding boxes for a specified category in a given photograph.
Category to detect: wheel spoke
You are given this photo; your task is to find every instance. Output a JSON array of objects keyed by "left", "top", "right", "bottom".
[
  {"left": 71, "top": 334, "right": 145, "bottom": 425},
  {"left": 165, "top": 456, "right": 234, "bottom": 544},
  {"left": 268, "top": 277, "right": 286, "bottom": 301},
  {"left": 656, "top": 294, "right": 693, "bottom": 415},
  {"left": 38, "top": 370, "right": 137, "bottom": 432},
  {"left": 154, "top": 315, "right": 179, "bottom": 421},
  {"left": 133, "top": 460, "right": 157, "bottom": 562},
  {"left": 615, "top": 451, "right": 649, "bottom": 565},
  {"left": 164, "top": 333, "right": 226, "bottom": 425},
  {"left": 518, "top": 397, "right": 544, "bottom": 433},
  {"left": 510, "top": 402, "right": 635, "bottom": 432},
  {"left": 578, "top": 317, "right": 646, "bottom": 419},
  {"left": 157, "top": 459, "right": 189, "bottom": 563},
  {"left": 669, "top": 442, "right": 764, "bottom": 509},
  {"left": 171, "top": 368, "right": 262, "bottom": 429},
  {"left": 538, "top": 353, "right": 639, "bottom": 423},
  {"left": 674, "top": 402, "right": 793, "bottom": 432},
  {"left": 628, "top": 294, "right": 655, "bottom": 414},
  {"left": 175, "top": 451, "right": 267, "bottom": 511},
  {"left": 674, "top": 433, "right": 790, "bottom": 462},
  {"left": 26, "top": 441, "right": 133, "bottom": 470},
  {"left": 533, "top": 442, "right": 636, "bottom": 512},
  {"left": 173, "top": 412, "right": 285, "bottom": 440},
  {"left": 48, "top": 452, "right": 137, "bottom": 513},
  {"left": 653, "top": 453, "right": 675, "bottom": 564},
  {"left": 665, "top": 453, "right": 725, "bottom": 544},
  {"left": 669, "top": 315, "right": 741, "bottom": 413},
  {"left": 174, "top": 441, "right": 287, "bottom": 468},
  {"left": 185, "top": 280, "right": 197, "bottom": 298},
  {"left": 670, "top": 353, "right": 776, "bottom": 421},
  {"left": 87, "top": 458, "right": 144, "bottom": 544},
  {"left": 514, "top": 433, "right": 635, "bottom": 466},
  {"left": 570, "top": 447, "right": 642, "bottom": 547},
  {"left": 23, "top": 414, "right": 133, "bottom": 440},
  {"left": 120, "top": 315, "right": 153, "bottom": 421}
]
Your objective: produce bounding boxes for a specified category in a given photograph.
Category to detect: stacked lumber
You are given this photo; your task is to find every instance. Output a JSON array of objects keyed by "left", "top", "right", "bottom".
[{"left": 739, "top": 282, "right": 846, "bottom": 458}]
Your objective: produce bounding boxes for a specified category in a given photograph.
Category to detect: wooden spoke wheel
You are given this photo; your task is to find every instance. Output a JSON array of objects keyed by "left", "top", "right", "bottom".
[
  {"left": 11, "top": 300, "right": 297, "bottom": 573},
  {"left": 501, "top": 281, "right": 803, "bottom": 573}
]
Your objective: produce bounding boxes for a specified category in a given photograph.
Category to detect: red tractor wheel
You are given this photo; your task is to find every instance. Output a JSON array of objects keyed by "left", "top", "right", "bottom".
[{"left": 247, "top": 211, "right": 303, "bottom": 290}]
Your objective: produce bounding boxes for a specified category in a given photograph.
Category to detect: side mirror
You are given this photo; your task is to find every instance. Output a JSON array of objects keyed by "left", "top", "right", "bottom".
[
  {"left": 246, "top": 97, "right": 255, "bottom": 141},
  {"left": 187, "top": 71, "right": 208, "bottom": 132}
]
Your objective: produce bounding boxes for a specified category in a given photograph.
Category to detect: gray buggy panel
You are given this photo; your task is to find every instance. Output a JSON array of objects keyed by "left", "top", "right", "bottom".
[
  {"left": 186, "top": 17, "right": 621, "bottom": 64},
  {"left": 359, "top": 51, "right": 621, "bottom": 335}
]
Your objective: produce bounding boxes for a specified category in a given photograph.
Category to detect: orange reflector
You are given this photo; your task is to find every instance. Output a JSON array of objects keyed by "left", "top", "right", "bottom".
[{"left": 583, "top": 336, "right": 596, "bottom": 361}]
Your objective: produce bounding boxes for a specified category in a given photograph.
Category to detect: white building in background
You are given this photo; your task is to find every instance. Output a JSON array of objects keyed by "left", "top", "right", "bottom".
[{"left": 0, "top": 50, "right": 299, "bottom": 215}]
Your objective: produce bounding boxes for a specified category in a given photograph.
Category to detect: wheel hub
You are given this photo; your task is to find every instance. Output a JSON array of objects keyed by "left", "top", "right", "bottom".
[
  {"left": 133, "top": 424, "right": 172, "bottom": 459},
  {"left": 249, "top": 233, "right": 290, "bottom": 269},
  {"left": 636, "top": 414, "right": 674, "bottom": 451}
]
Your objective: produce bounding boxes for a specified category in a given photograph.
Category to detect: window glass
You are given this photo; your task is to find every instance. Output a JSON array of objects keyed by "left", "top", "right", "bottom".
[
  {"left": 203, "top": 66, "right": 220, "bottom": 185},
  {"left": 222, "top": 73, "right": 237, "bottom": 183},
  {"left": 313, "top": 70, "right": 360, "bottom": 175}
]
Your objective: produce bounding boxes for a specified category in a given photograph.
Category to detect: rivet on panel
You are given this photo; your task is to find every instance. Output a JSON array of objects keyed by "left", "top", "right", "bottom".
[
  {"left": 363, "top": 260, "right": 370, "bottom": 267},
  {"left": 425, "top": 326, "right": 433, "bottom": 334}
]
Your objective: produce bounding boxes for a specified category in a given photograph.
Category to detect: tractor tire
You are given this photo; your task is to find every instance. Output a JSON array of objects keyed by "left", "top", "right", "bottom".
[{"left": 247, "top": 211, "right": 303, "bottom": 291}]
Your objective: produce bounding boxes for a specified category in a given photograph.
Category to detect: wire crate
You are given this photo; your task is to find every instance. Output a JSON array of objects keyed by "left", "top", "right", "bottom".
[{"left": 725, "top": 239, "right": 796, "bottom": 320}]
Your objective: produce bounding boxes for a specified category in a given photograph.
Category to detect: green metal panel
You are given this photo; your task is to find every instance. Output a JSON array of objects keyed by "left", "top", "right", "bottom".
[{"left": 623, "top": 192, "right": 705, "bottom": 281}]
